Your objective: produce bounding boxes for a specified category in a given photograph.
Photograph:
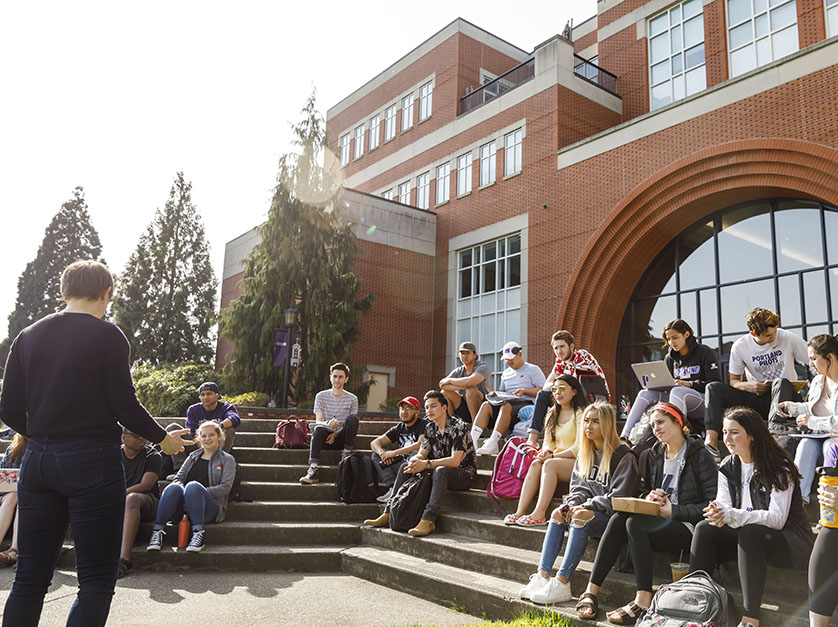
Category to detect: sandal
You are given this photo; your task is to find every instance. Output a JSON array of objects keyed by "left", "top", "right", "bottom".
[
  {"left": 503, "top": 513, "right": 522, "bottom": 525},
  {"left": 607, "top": 601, "right": 645, "bottom": 625},
  {"left": 116, "top": 558, "right": 132, "bottom": 579},
  {"left": 516, "top": 514, "right": 547, "bottom": 527},
  {"left": 576, "top": 592, "right": 599, "bottom": 620},
  {"left": 0, "top": 548, "right": 17, "bottom": 567}
]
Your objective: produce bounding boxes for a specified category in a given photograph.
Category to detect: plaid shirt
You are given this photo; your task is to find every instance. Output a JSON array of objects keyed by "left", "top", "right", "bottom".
[
  {"left": 553, "top": 348, "right": 610, "bottom": 394},
  {"left": 420, "top": 415, "right": 476, "bottom": 479}
]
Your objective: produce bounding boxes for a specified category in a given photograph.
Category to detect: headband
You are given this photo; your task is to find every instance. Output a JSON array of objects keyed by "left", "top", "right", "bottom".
[{"left": 653, "top": 404, "right": 684, "bottom": 427}]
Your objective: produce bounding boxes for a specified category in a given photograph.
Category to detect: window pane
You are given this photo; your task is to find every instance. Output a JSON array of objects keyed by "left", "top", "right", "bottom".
[
  {"left": 774, "top": 207, "right": 823, "bottom": 272},
  {"left": 481, "top": 315, "right": 495, "bottom": 351},
  {"left": 671, "top": 5, "right": 682, "bottom": 24},
  {"left": 459, "top": 269, "right": 472, "bottom": 298},
  {"left": 509, "top": 235, "right": 521, "bottom": 254},
  {"left": 652, "top": 59, "right": 671, "bottom": 84},
  {"left": 754, "top": 0, "right": 768, "bottom": 12},
  {"left": 699, "top": 289, "right": 719, "bottom": 336},
  {"left": 830, "top": 269, "right": 838, "bottom": 326},
  {"left": 720, "top": 279, "right": 775, "bottom": 332},
  {"left": 650, "top": 33, "right": 670, "bottom": 64},
  {"left": 506, "top": 309, "right": 520, "bottom": 342},
  {"left": 460, "top": 249, "right": 472, "bottom": 268},
  {"left": 637, "top": 295, "right": 677, "bottom": 343},
  {"left": 684, "top": 15, "right": 704, "bottom": 47},
  {"left": 508, "top": 256, "right": 521, "bottom": 286},
  {"left": 483, "top": 241, "right": 497, "bottom": 261},
  {"left": 728, "top": 0, "right": 752, "bottom": 25},
  {"left": 680, "top": 291, "right": 698, "bottom": 331},
  {"left": 718, "top": 203, "right": 772, "bottom": 282},
  {"left": 755, "top": 13, "right": 769, "bottom": 37},
  {"left": 483, "top": 263, "right": 497, "bottom": 293},
  {"left": 652, "top": 83, "right": 672, "bottom": 109},
  {"left": 685, "top": 43, "right": 705, "bottom": 69},
  {"left": 679, "top": 220, "right": 716, "bottom": 290},
  {"left": 770, "top": 0, "right": 796, "bottom": 29},
  {"left": 771, "top": 25, "right": 798, "bottom": 60},
  {"left": 674, "top": 73, "right": 686, "bottom": 100},
  {"left": 636, "top": 245, "right": 676, "bottom": 298},
  {"left": 507, "top": 286, "right": 521, "bottom": 308},
  {"left": 803, "top": 271, "right": 828, "bottom": 323},
  {"left": 671, "top": 25, "right": 683, "bottom": 53},
  {"left": 672, "top": 53, "right": 684, "bottom": 75},
  {"left": 827, "top": 209, "right": 838, "bottom": 264},
  {"left": 683, "top": 0, "right": 702, "bottom": 18},
  {"left": 685, "top": 66, "right": 706, "bottom": 95},
  {"left": 650, "top": 13, "right": 669, "bottom": 36},
  {"left": 778, "top": 274, "right": 802, "bottom": 327},
  {"left": 730, "top": 43, "right": 756, "bottom": 76},
  {"left": 730, "top": 21, "right": 753, "bottom": 49},
  {"left": 756, "top": 37, "right": 772, "bottom": 66}
]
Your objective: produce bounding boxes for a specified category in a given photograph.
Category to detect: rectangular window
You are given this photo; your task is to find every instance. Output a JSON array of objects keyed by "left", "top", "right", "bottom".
[
  {"left": 456, "top": 233, "right": 523, "bottom": 387},
  {"left": 416, "top": 172, "right": 430, "bottom": 210},
  {"left": 648, "top": 0, "right": 707, "bottom": 111},
  {"left": 436, "top": 163, "right": 450, "bottom": 205},
  {"left": 480, "top": 141, "right": 496, "bottom": 186},
  {"left": 398, "top": 181, "right": 410, "bottom": 205},
  {"left": 401, "top": 94, "right": 414, "bottom": 131},
  {"left": 727, "top": 0, "right": 798, "bottom": 78},
  {"left": 504, "top": 129, "right": 522, "bottom": 176},
  {"left": 457, "top": 153, "right": 472, "bottom": 196},
  {"left": 419, "top": 82, "right": 433, "bottom": 121},
  {"left": 368, "top": 115, "right": 380, "bottom": 150},
  {"left": 829, "top": 0, "right": 838, "bottom": 37},
  {"left": 381, "top": 189, "right": 394, "bottom": 201},
  {"left": 339, "top": 133, "right": 350, "bottom": 167},
  {"left": 353, "top": 125, "right": 364, "bottom": 160},
  {"left": 385, "top": 105, "right": 397, "bottom": 141}
]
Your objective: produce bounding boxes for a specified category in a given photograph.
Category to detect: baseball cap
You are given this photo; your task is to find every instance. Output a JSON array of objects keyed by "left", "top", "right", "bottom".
[
  {"left": 397, "top": 396, "right": 421, "bottom": 410},
  {"left": 501, "top": 341, "right": 522, "bottom": 360},
  {"left": 458, "top": 341, "right": 477, "bottom": 353},
  {"left": 198, "top": 382, "right": 222, "bottom": 398}
]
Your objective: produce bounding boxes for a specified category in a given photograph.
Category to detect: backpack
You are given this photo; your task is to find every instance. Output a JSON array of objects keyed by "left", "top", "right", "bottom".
[
  {"left": 389, "top": 470, "right": 433, "bottom": 531},
  {"left": 636, "top": 570, "right": 735, "bottom": 627},
  {"left": 336, "top": 453, "right": 380, "bottom": 503},
  {"left": 576, "top": 369, "right": 610, "bottom": 403},
  {"left": 274, "top": 416, "right": 310, "bottom": 449},
  {"left": 487, "top": 436, "right": 539, "bottom": 507}
]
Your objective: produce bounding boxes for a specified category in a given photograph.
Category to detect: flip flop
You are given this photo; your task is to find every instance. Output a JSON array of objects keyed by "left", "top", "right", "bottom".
[
  {"left": 576, "top": 592, "right": 599, "bottom": 620},
  {"left": 516, "top": 514, "right": 547, "bottom": 527},
  {"left": 607, "top": 601, "right": 646, "bottom": 625}
]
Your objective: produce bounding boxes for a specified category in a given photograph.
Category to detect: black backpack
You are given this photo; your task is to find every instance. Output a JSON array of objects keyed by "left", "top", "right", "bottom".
[
  {"left": 637, "top": 570, "right": 735, "bottom": 627},
  {"left": 389, "top": 470, "right": 433, "bottom": 532},
  {"left": 336, "top": 453, "right": 379, "bottom": 503}
]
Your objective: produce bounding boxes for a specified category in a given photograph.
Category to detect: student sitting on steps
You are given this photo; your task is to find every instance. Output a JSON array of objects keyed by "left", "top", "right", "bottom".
[{"left": 370, "top": 396, "right": 428, "bottom": 503}]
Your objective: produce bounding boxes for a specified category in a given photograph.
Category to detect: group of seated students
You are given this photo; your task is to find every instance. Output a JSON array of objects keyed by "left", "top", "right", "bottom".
[{"left": 352, "top": 307, "right": 837, "bottom": 627}]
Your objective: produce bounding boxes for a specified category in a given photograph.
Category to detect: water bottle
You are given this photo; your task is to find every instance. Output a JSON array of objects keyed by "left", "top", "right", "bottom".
[
  {"left": 817, "top": 466, "right": 838, "bottom": 528},
  {"left": 178, "top": 514, "right": 190, "bottom": 547}
]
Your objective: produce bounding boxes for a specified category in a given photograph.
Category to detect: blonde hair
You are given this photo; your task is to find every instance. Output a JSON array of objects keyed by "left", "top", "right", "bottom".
[
  {"left": 197, "top": 420, "right": 225, "bottom": 445},
  {"left": 575, "top": 402, "right": 621, "bottom": 480}
]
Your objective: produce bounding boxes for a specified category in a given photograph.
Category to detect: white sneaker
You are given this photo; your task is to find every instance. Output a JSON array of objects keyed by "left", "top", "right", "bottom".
[
  {"left": 519, "top": 573, "right": 550, "bottom": 599},
  {"left": 531, "top": 577, "right": 572, "bottom": 604},
  {"left": 476, "top": 439, "right": 500, "bottom": 455}
]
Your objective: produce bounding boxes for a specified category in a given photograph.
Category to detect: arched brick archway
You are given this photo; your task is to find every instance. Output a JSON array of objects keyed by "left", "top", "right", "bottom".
[{"left": 558, "top": 138, "right": 838, "bottom": 382}]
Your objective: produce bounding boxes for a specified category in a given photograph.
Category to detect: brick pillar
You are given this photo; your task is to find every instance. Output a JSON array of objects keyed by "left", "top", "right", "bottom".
[
  {"left": 797, "top": 0, "right": 827, "bottom": 49},
  {"left": 704, "top": 0, "right": 729, "bottom": 87}
]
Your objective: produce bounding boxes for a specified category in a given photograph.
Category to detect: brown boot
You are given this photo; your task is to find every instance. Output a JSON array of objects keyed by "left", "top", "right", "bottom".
[
  {"left": 408, "top": 519, "right": 436, "bottom": 537},
  {"left": 364, "top": 512, "right": 390, "bottom": 527}
]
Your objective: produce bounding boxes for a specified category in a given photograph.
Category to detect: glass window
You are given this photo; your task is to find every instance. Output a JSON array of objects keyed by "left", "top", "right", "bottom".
[
  {"left": 339, "top": 133, "right": 350, "bottom": 167},
  {"left": 385, "top": 105, "right": 397, "bottom": 141},
  {"left": 381, "top": 189, "right": 394, "bottom": 201},
  {"left": 504, "top": 129, "right": 522, "bottom": 176},
  {"left": 727, "top": 0, "right": 798, "bottom": 78},
  {"left": 419, "top": 82, "right": 433, "bottom": 121},
  {"left": 416, "top": 172, "right": 429, "bottom": 210},
  {"left": 717, "top": 202, "right": 773, "bottom": 283},
  {"left": 828, "top": 0, "right": 838, "bottom": 37},
  {"left": 368, "top": 115, "right": 380, "bottom": 151},
  {"left": 353, "top": 125, "right": 364, "bottom": 160},
  {"left": 649, "top": 0, "right": 706, "bottom": 111},
  {"left": 401, "top": 94, "right": 414, "bottom": 131},
  {"left": 778, "top": 274, "right": 802, "bottom": 327},
  {"left": 480, "top": 141, "right": 496, "bottom": 186},
  {"left": 774, "top": 203, "right": 824, "bottom": 272},
  {"left": 398, "top": 181, "right": 410, "bottom": 205},
  {"left": 457, "top": 153, "right": 472, "bottom": 196},
  {"left": 436, "top": 163, "right": 450, "bottom": 205},
  {"left": 803, "top": 270, "right": 828, "bottom": 324},
  {"left": 720, "top": 278, "right": 774, "bottom": 332}
]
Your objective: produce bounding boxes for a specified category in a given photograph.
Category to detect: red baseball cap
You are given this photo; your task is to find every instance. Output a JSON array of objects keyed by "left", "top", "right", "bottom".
[{"left": 397, "top": 396, "right": 421, "bottom": 410}]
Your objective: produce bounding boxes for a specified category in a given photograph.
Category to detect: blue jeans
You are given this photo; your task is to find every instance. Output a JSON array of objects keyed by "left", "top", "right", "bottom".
[
  {"left": 538, "top": 510, "right": 609, "bottom": 580},
  {"left": 795, "top": 437, "right": 833, "bottom": 503},
  {"left": 154, "top": 481, "right": 218, "bottom": 531},
  {"left": 3, "top": 438, "right": 125, "bottom": 627}
]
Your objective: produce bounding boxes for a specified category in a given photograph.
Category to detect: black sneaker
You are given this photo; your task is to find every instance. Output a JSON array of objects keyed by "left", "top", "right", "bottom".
[
  {"left": 299, "top": 466, "right": 320, "bottom": 484},
  {"left": 186, "top": 530, "right": 205, "bottom": 552},
  {"left": 146, "top": 529, "right": 165, "bottom": 551}
]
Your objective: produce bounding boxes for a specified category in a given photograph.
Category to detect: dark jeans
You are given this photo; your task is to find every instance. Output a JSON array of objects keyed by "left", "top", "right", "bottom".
[
  {"left": 3, "top": 438, "right": 125, "bottom": 627},
  {"left": 809, "top": 525, "right": 838, "bottom": 617},
  {"left": 527, "top": 389, "right": 553, "bottom": 436},
  {"left": 690, "top": 520, "right": 793, "bottom": 619},
  {"left": 371, "top": 452, "right": 408, "bottom": 486},
  {"left": 154, "top": 481, "right": 219, "bottom": 531},
  {"left": 309, "top": 415, "right": 359, "bottom": 464},
  {"left": 387, "top": 465, "right": 472, "bottom": 523},
  {"left": 590, "top": 512, "right": 693, "bottom": 592},
  {"left": 704, "top": 378, "right": 796, "bottom": 435}
]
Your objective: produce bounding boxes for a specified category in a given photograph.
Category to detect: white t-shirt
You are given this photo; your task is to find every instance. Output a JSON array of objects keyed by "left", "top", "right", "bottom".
[
  {"left": 499, "top": 362, "right": 546, "bottom": 402},
  {"left": 313, "top": 389, "right": 359, "bottom": 425},
  {"left": 728, "top": 327, "right": 807, "bottom": 381}
]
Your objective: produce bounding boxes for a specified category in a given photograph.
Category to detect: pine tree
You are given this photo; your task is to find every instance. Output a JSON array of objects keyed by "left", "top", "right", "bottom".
[
  {"left": 220, "top": 92, "right": 373, "bottom": 401},
  {"left": 112, "top": 172, "right": 217, "bottom": 365},
  {"left": 0, "top": 187, "right": 104, "bottom": 373}
]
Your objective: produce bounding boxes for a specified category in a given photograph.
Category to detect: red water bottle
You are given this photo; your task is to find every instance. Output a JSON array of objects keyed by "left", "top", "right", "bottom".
[{"left": 178, "top": 514, "right": 190, "bottom": 548}]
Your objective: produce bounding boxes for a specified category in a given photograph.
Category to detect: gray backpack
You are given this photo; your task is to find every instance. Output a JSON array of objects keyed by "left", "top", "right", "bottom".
[{"left": 637, "top": 570, "right": 734, "bottom": 627}]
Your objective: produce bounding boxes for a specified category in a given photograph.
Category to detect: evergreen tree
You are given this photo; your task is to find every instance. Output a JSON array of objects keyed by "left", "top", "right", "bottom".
[
  {"left": 220, "top": 92, "right": 373, "bottom": 401},
  {"left": 0, "top": 187, "right": 104, "bottom": 373},
  {"left": 112, "top": 172, "right": 217, "bottom": 365}
]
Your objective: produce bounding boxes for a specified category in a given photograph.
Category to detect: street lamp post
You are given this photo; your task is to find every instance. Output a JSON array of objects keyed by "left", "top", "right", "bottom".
[{"left": 281, "top": 306, "right": 297, "bottom": 408}]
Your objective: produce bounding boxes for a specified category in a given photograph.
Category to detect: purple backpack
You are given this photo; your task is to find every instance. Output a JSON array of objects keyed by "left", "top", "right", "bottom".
[{"left": 487, "top": 437, "right": 539, "bottom": 507}]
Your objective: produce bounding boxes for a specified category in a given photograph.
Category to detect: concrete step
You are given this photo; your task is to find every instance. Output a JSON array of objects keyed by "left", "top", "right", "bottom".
[
  {"left": 240, "top": 481, "right": 341, "bottom": 501},
  {"left": 239, "top": 463, "right": 338, "bottom": 482},
  {"left": 233, "top": 432, "right": 378, "bottom": 449},
  {"left": 133, "top": 521, "right": 361, "bottom": 546},
  {"left": 157, "top": 417, "right": 398, "bottom": 435},
  {"left": 225, "top": 500, "right": 379, "bottom": 522}
]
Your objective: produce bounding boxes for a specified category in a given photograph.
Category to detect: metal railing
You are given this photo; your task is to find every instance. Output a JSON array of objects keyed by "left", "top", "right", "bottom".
[
  {"left": 459, "top": 58, "right": 535, "bottom": 115},
  {"left": 573, "top": 55, "right": 619, "bottom": 96}
]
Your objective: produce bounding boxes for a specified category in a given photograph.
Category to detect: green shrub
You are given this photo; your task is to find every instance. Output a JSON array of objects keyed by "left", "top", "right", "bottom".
[
  {"left": 379, "top": 397, "right": 403, "bottom": 412},
  {"left": 133, "top": 362, "right": 224, "bottom": 417},
  {"left": 226, "top": 392, "right": 270, "bottom": 407}
]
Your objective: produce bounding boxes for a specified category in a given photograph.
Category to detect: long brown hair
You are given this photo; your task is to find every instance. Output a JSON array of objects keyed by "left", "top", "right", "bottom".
[
  {"left": 544, "top": 375, "right": 588, "bottom": 435},
  {"left": 5, "top": 433, "right": 29, "bottom": 465},
  {"left": 723, "top": 407, "right": 797, "bottom": 491}
]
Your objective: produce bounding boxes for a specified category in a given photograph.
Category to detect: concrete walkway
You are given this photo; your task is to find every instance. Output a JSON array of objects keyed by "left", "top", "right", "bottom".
[{"left": 0, "top": 569, "right": 481, "bottom": 627}]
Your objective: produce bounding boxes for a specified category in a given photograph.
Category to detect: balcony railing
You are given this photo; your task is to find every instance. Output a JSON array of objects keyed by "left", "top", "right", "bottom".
[
  {"left": 573, "top": 54, "right": 619, "bottom": 96},
  {"left": 459, "top": 58, "right": 535, "bottom": 115}
]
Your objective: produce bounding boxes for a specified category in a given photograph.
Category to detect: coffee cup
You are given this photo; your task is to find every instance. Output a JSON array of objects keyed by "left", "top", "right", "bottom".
[{"left": 670, "top": 562, "right": 689, "bottom": 582}]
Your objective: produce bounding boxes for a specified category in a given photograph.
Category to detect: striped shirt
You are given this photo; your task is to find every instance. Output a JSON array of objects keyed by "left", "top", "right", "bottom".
[{"left": 313, "top": 389, "right": 359, "bottom": 425}]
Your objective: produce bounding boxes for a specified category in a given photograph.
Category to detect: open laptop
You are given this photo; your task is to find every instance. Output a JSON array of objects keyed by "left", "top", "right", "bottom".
[{"left": 631, "top": 361, "right": 676, "bottom": 391}]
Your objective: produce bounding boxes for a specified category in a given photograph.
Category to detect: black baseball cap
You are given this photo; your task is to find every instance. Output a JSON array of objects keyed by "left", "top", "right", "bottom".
[{"left": 199, "top": 382, "right": 222, "bottom": 397}]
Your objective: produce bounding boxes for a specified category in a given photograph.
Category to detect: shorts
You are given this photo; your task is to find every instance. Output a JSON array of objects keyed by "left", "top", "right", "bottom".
[
  {"left": 452, "top": 394, "right": 477, "bottom": 423},
  {"left": 138, "top": 493, "right": 159, "bottom": 522},
  {"left": 488, "top": 400, "right": 532, "bottom": 429}
]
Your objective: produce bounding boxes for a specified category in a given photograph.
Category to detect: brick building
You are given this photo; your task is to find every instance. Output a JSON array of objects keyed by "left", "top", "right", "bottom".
[{"left": 220, "top": 2, "right": 838, "bottom": 408}]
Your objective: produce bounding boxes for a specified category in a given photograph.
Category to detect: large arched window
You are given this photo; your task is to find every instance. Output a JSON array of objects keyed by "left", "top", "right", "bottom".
[{"left": 616, "top": 199, "right": 838, "bottom": 401}]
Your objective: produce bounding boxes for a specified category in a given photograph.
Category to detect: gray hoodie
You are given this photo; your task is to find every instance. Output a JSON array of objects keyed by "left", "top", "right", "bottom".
[
  {"left": 567, "top": 443, "right": 639, "bottom": 515},
  {"left": 174, "top": 447, "right": 236, "bottom": 522}
]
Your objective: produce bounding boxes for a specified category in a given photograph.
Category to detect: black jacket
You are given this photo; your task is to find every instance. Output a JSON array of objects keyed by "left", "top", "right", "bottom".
[
  {"left": 664, "top": 341, "right": 720, "bottom": 393},
  {"left": 718, "top": 455, "right": 814, "bottom": 570},
  {"left": 638, "top": 435, "right": 717, "bottom": 524}
]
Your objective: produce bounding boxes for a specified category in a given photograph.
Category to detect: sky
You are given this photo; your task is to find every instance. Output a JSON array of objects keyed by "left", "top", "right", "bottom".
[{"left": 0, "top": 0, "right": 597, "bottom": 339}]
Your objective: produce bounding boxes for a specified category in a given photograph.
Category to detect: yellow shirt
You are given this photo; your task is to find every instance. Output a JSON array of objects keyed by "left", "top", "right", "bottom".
[{"left": 544, "top": 406, "right": 583, "bottom": 456}]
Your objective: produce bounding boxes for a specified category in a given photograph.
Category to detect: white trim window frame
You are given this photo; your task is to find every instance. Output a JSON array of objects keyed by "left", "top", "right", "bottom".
[
  {"left": 457, "top": 153, "right": 473, "bottom": 196},
  {"left": 504, "top": 129, "right": 522, "bottom": 177},
  {"left": 398, "top": 181, "right": 411, "bottom": 205},
  {"left": 436, "top": 163, "right": 450, "bottom": 205},
  {"left": 353, "top": 125, "right": 364, "bottom": 160},
  {"left": 416, "top": 172, "right": 430, "bottom": 210},
  {"left": 381, "top": 189, "right": 394, "bottom": 201},
  {"left": 368, "top": 115, "right": 380, "bottom": 151},
  {"left": 339, "top": 133, "right": 350, "bottom": 167},
  {"left": 419, "top": 82, "right": 433, "bottom": 121},
  {"left": 726, "top": 0, "right": 799, "bottom": 78},
  {"left": 828, "top": 0, "right": 838, "bottom": 37},
  {"left": 401, "top": 94, "right": 415, "bottom": 131},
  {"left": 385, "top": 105, "right": 397, "bottom": 141},
  {"left": 480, "top": 141, "right": 497, "bottom": 187},
  {"left": 648, "top": 0, "right": 706, "bottom": 111}
]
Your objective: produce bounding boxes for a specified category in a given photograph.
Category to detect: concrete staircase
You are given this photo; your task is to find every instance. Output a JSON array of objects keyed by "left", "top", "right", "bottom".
[{"left": 50, "top": 416, "right": 814, "bottom": 626}]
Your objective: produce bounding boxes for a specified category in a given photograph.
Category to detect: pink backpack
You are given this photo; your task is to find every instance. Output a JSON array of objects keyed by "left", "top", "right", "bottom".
[{"left": 486, "top": 436, "right": 539, "bottom": 508}]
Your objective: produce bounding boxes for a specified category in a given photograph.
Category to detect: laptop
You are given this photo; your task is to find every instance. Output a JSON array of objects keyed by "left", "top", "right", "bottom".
[{"left": 631, "top": 361, "right": 676, "bottom": 391}]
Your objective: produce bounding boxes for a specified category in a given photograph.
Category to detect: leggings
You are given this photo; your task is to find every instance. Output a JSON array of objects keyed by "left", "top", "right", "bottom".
[
  {"left": 590, "top": 512, "right": 693, "bottom": 592},
  {"left": 622, "top": 387, "right": 705, "bottom": 437},
  {"left": 690, "top": 520, "right": 793, "bottom": 619},
  {"left": 809, "top": 525, "right": 838, "bottom": 617}
]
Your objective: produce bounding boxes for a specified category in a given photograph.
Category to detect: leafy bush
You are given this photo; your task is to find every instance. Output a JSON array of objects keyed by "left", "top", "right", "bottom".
[
  {"left": 133, "top": 362, "right": 225, "bottom": 417},
  {"left": 226, "top": 392, "right": 270, "bottom": 407},
  {"left": 379, "top": 397, "right": 403, "bottom": 412}
]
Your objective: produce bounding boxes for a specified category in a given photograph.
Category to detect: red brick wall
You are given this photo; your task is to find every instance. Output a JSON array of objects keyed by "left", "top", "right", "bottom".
[
  {"left": 704, "top": 0, "right": 729, "bottom": 87},
  {"left": 798, "top": 0, "right": 828, "bottom": 47},
  {"left": 598, "top": 24, "right": 649, "bottom": 121}
]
